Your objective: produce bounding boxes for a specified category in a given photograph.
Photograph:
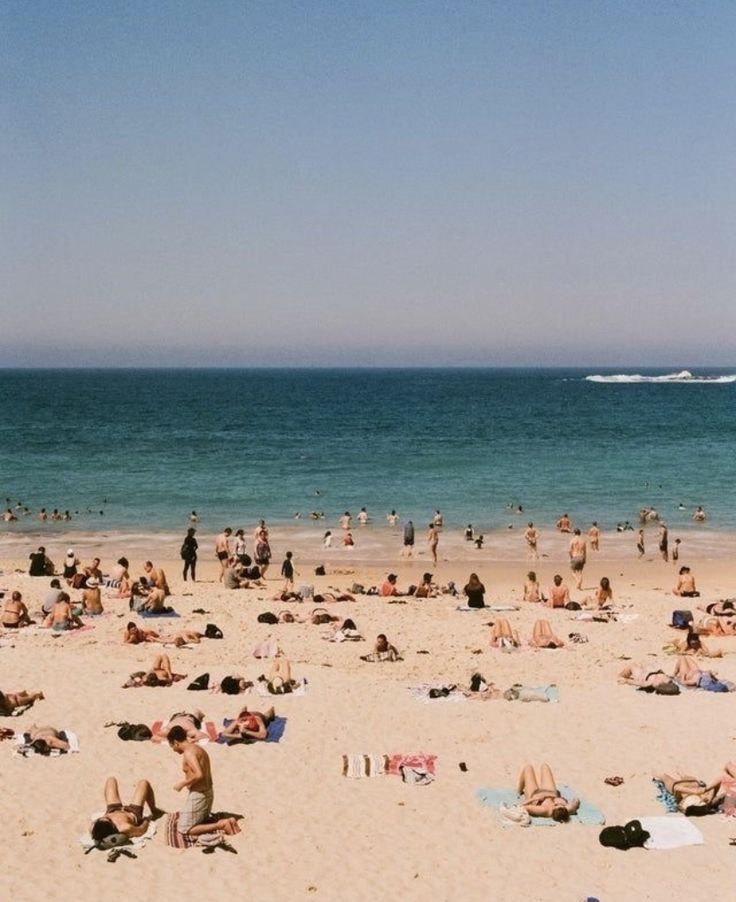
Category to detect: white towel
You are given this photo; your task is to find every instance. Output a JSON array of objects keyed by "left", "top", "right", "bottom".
[
  {"left": 80, "top": 815, "right": 156, "bottom": 850},
  {"left": 13, "top": 729, "right": 79, "bottom": 757},
  {"left": 638, "top": 815, "right": 704, "bottom": 850}
]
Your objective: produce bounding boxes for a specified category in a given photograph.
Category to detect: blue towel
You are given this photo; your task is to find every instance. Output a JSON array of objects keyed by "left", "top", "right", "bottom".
[
  {"left": 218, "top": 716, "right": 287, "bottom": 745},
  {"left": 140, "top": 610, "right": 180, "bottom": 618},
  {"left": 476, "top": 785, "right": 605, "bottom": 826},
  {"left": 653, "top": 779, "right": 679, "bottom": 812}
]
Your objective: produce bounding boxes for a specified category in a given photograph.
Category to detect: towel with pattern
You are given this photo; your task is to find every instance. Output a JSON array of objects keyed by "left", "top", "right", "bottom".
[{"left": 342, "top": 754, "right": 390, "bottom": 778}]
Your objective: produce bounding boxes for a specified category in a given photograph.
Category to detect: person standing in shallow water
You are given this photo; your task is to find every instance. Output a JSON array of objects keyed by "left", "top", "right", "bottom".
[{"left": 181, "top": 527, "right": 198, "bottom": 582}]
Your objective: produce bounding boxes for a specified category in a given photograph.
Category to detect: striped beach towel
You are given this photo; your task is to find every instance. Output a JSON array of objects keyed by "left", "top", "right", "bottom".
[{"left": 342, "top": 754, "right": 389, "bottom": 778}]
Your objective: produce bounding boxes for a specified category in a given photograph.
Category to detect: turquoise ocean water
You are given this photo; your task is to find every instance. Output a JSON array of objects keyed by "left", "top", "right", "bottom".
[{"left": 0, "top": 368, "right": 734, "bottom": 536}]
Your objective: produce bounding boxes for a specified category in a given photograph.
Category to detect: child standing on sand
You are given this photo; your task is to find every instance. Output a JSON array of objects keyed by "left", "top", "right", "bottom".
[{"left": 281, "top": 551, "right": 295, "bottom": 592}]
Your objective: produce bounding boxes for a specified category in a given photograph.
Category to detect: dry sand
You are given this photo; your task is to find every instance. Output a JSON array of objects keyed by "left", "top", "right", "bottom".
[{"left": 2, "top": 524, "right": 736, "bottom": 901}]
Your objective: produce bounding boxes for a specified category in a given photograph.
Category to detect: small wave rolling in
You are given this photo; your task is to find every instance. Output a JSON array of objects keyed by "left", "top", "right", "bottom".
[{"left": 586, "top": 370, "right": 736, "bottom": 384}]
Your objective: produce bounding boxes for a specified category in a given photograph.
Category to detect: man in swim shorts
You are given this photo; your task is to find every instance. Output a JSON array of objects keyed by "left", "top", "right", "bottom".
[
  {"left": 167, "top": 726, "right": 240, "bottom": 836},
  {"left": 215, "top": 528, "right": 233, "bottom": 582},
  {"left": 568, "top": 529, "right": 587, "bottom": 590},
  {"left": 402, "top": 520, "right": 415, "bottom": 558}
]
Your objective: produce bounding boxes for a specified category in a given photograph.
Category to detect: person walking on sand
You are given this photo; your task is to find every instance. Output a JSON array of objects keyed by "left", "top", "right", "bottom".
[
  {"left": 167, "top": 726, "right": 240, "bottom": 837},
  {"left": 637, "top": 528, "right": 645, "bottom": 559},
  {"left": 181, "top": 527, "right": 198, "bottom": 581},
  {"left": 215, "top": 528, "right": 232, "bottom": 582},
  {"left": 568, "top": 529, "right": 587, "bottom": 590},
  {"left": 427, "top": 522, "right": 439, "bottom": 565},
  {"left": 524, "top": 522, "right": 539, "bottom": 560},
  {"left": 281, "top": 551, "right": 295, "bottom": 592},
  {"left": 402, "top": 520, "right": 415, "bottom": 558},
  {"left": 659, "top": 522, "right": 669, "bottom": 562},
  {"left": 588, "top": 522, "right": 600, "bottom": 552}
]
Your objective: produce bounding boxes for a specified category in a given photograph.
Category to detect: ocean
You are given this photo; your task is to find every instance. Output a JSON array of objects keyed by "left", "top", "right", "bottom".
[{"left": 0, "top": 367, "right": 734, "bottom": 536}]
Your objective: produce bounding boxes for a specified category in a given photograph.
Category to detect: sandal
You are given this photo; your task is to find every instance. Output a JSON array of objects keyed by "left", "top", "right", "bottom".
[{"left": 604, "top": 776, "right": 624, "bottom": 786}]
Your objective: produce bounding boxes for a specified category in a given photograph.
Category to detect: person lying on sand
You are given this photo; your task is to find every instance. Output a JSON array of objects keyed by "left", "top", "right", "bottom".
[
  {"left": 313, "top": 591, "right": 355, "bottom": 603},
  {"left": 518, "top": 763, "right": 580, "bottom": 821},
  {"left": 489, "top": 618, "right": 521, "bottom": 648},
  {"left": 663, "top": 627, "right": 721, "bottom": 658},
  {"left": 218, "top": 706, "right": 276, "bottom": 743},
  {"left": 123, "top": 654, "right": 185, "bottom": 688},
  {"left": 360, "top": 634, "right": 401, "bottom": 662},
  {"left": 529, "top": 620, "right": 565, "bottom": 648},
  {"left": 90, "top": 776, "right": 163, "bottom": 844},
  {"left": 673, "top": 655, "right": 734, "bottom": 691},
  {"left": 1, "top": 591, "right": 33, "bottom": 628},
  {"left": 43, "top": 593, "right": 83, "bottom": 631},
  {"left": 159, "top": 710, "right": 208, "bottom": 742},
  {"left": 618, "top": 663, "right": 674, "bottom": 688},
  {"left": 123, "top": 622, "right": 162, "bottom": 644},
  {"left": 653, "top": 767, "right": 736, "bottom": 815},
  {"left": 0, "top": 689, "right": 44, "bottom": 716},
  {"left": 21, "top": 724, "right": 70, "bottom": 753}
]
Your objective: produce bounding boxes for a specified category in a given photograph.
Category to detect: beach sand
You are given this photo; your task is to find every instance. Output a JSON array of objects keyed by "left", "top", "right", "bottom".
[{"left": 2, "top": 525, "right": 735, "bottom": 901}]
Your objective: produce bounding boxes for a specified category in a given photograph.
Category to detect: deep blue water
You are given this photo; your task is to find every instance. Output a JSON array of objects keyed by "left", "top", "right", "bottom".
[{"left": 0, "top": 368, "right": 734, "bottom": 535}]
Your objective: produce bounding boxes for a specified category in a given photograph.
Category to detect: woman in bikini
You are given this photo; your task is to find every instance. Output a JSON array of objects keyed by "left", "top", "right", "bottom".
[
  {"left": 489, "top": 618, "right": 521, "bottom": 648},
  {"left": 22, "top": 724, "right": 70, "bottom": 753},
  {"left": 1, "top": 591, "right": 33, "bottom": 628},
  {"left": 653, "top": 767, "right": 735, "bottom": 815},
  {"left": 123, "top": 654, "right": 181, "bottom": 687},
  {"left": 523, "top": 572, "right": 543, "bottom": 603},
  {"left": 518, "top": 763, "right": 580, "bottom": 821},
  {"left": 618, "top": 663, "right": 673, "bottom": 688},
  {"left": 529, "top": 620, "right": 565, "bottom": 648},
  {"left": 219, "top": 705, "right": 276, "bottom": 742},
  {"left": 0, "top": 689, "right": 45, "bottom": 715},
  {"left": 582, "top": 577, "right": 613, "bottom": 610}
]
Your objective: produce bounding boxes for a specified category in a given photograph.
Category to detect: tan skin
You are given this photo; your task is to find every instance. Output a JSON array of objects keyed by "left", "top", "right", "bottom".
[
  {"left": 93, "top": 776, "right": 162, "bottom": 838},
  {"left": 523, "top": 575, "right": 541, "bottom": 603},
  {"left": 530, "top": 620, "right": 565, "bottom": 648},
  {"left": 673, "top": 571, "right": 697, "bottom": 596},
  {"left": 25, "top": 724, "right": 70, "bottom": 751},
  {"left": 43, "top": 599, "right": 83, "bottom": 630},
  {"left": 123, "top": 624, "right": 161, "bottom": 644},
  {"left": 0, "top": 689, "right": 44, "bottom": 715},
  {"left": 618, "top": 664, "right": 672, "bottom": 688},
  {"left": 489, "top": 618, "right": 520, "bottom": 648},
  {"left": 81, "top": 586, "right": 103, "bottom": 614},
  {"left": 524, "top": 525, "right": 539, "bottom": 559},
  {"left": 219, "top": 706, "right": 276, "bottom": 742},
  {"left": 169, "top": 739, "right": 240, "bottom": 836},
  {"left": 652, "top": 765, "right": 736, "bottom": 811},
  {"left": 546, "top": 578, "right": 570, "bottom": 609},
  {"left": 582, "top": 581, "right": 613, "bottom": 610},
  {"left": 517, "top": 764, "right": 580, "bottom": 819},
  {"left": 2, "top": 593, "right": 32, "bottom": 627}
]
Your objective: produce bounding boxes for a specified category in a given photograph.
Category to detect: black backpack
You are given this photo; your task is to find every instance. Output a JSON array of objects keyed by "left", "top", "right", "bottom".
[
  {"left": 258, "top": 612, "right": 279, "bottom": 625},
  {"left": 204, "top": 623, "right": 223, "bottom": 639},
  {"left": 117, "top": 723, "right": 152, "bottom": 742},
  {"left": 187, "top": 673, "right": 210, "bottom": 691}
]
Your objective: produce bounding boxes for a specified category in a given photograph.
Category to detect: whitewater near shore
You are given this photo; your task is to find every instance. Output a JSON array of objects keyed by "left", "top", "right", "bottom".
[{"left": 2, "top": 524, "right": 736, "bottom": 901}]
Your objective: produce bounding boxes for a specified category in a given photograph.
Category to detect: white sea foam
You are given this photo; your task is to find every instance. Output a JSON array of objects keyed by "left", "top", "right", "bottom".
[{"left": 586, "top": 370, "right": 736, "bottom": 384}]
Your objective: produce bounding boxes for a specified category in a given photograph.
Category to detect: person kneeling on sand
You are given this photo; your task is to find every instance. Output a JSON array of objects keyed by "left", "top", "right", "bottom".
[
  {"left": 90, "top": 776, "right": 162, "bottom": 844},
  {"left": 167, "top": 726, "right": 240, "bottom": 836},
  {"left": 360, "top": 634, "right": 401, "bottom": 662},
  {"left": 518, "top": 763, "right": 580, "bottom": 821},
  {"left": 529, "top": 620, "right": 565, "bottom": 648}
]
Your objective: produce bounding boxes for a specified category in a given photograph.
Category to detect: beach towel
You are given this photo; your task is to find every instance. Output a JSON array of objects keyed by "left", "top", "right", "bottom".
[
  {"left": 719, "top": 776, "right": 736, "bottom": 817},
  {"left": 140, "top": 609, "right": 180, "bottom": 619},
  {"left": 252, "top": 637, "right": 280, "bottom": 658},
  {"left": 342, "top": 754, "right": 389, "bottom": 778},
  {"left": 387, "top": 754, "right": 436, "bottom": 777},
  {"left": 150, "top": 721, "right": 219, "bottom": 744},
  {"left": 80, "top": 815, "right": 156, "bottom": 852},
  {"left": 505, "top": 685, "right": 560, "bottom": 703},
  {"left": 13, "top": 729, "right": 79, "bottom": 757},
  {"left": 163, "top": 812, "right": 237, "bottom": 849},
  {"left": 652, "top": 780, "right": 679, "bottom": 813},
  {"left": 217, "top": 716, "right": 287, "bottom": 745},
  {"left": 254, "top": 677, "right": 308, "bottom": 698},
  {"left": 637, "top": 815, "right": 705, "bottom": 850},
  {"left": 476, "top": 786, "right": 605, "bottom": 826},
  {"left": 408, "top": 685, "right": 466, "bottom": 703},
  {"left": 47, "top": 624, "right": 95, "bottom": 636}
]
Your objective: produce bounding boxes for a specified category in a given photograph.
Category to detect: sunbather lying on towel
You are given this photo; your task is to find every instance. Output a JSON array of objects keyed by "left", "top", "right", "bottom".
[
  {"left": 618, "top": 663, "right": 674, "bottom": 689},
  {"left": 663, "top": 627, "right": 721, "bottom": 658},
  {"left": 518, "top": 763, "right": 580, "bottom": 821},
  {"left": 20, "top": 724, "right": 70, "bottom": 753},
  {"left": 489, "top": 618, "right": 521, "bottom": 648},
  {"left": 529, "top": 620, "right": 565, "bottom": 648},
  {"left": 90, "top": 775, "right": 162, "bottom": 844},
  {"left": 123, "top": 654, "right": 185, "bottom": 688},
  {"left": 123, "top": 622, "right": 161, "bottom": 644},
  {"left": 360, "top": 634, "right": 401, "bottom": 662},
  {"left": 654, "top": 766, "right": 736, "bottom": 815},
  {"left": 218, "top": 706, "right": 276, "bottom": 742},
  {"left": 673, "top": 655, "right": 735, "bottom": 691},
  {"left": 0, "top": 689, "right": 44, "bottom": 716},
  {"left": 159, "top": 710, "right": 207, "bottom": 741}
]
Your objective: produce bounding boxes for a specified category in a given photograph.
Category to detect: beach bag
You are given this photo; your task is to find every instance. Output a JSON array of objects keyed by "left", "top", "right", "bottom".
[
  {"left": 315, "top": 565, "right": 326, "bottom": 576},
  {"left": 351, "top": 583, "right": 365, "bottom": 594},
  {"left": 671, "top": 610, "right": 693, "bottom": 629},
  {"left": 71, "top": 573, "right": 87, "bottom": 589},
  {"left": 204, "top": 623, "right": 223, "bottom": 639},
  {"left": 187, "top": 673, "right": 210, "bottom": 691},
  {"left": 180, "top": 543, "right": 189, "bottom": 560},
  {"left": 565, "top": 601, "right": 582, "bottom": 611},
  {"left": 258, "top": 612, "right": 279, "bottom": 625},
  {"left": 117, "top": 723, "right": 152, "bottom": 742}
]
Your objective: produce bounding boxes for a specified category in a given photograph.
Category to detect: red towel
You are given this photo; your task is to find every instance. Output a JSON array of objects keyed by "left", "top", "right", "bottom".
[{"left": 387, "top": 753, "right": 437, "bottom": 776}]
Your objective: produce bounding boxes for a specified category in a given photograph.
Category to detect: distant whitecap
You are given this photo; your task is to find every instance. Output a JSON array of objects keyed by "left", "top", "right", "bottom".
[{"left": 585, "top": 370, "right": 736, "bottom": 384}]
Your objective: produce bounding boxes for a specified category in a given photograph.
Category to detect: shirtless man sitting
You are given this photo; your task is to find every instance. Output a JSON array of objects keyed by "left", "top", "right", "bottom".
[
  {"left": 84, "top": 558, "right": 103, "bottom": 582},
  {"left": 90, "top": 776, "right": 162, "bottom": 844},
  {"left": 2, "top": 591, "right": 33, "bottom": 628},
  {"left": 80, "top": 578, "right": 103, "bottom": 615},
  {"left": 167, "top": 726, "right": 240, "bottom": 836},
  {"left": 546, "top": 575, "right": 570, "bottom": 609},
  {"left": 144, "top": 561, "right": 170, "bottom": 596}
]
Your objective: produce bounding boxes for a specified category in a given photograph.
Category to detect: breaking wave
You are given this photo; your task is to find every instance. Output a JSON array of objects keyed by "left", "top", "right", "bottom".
[{"left": 586, "top": 370, "right": 736, "bottom": 384}]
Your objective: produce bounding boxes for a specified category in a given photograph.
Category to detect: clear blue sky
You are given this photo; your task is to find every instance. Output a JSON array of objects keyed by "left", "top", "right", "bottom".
[{"left": 2, "top": 0, "right": 734, "bottom": 366}]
